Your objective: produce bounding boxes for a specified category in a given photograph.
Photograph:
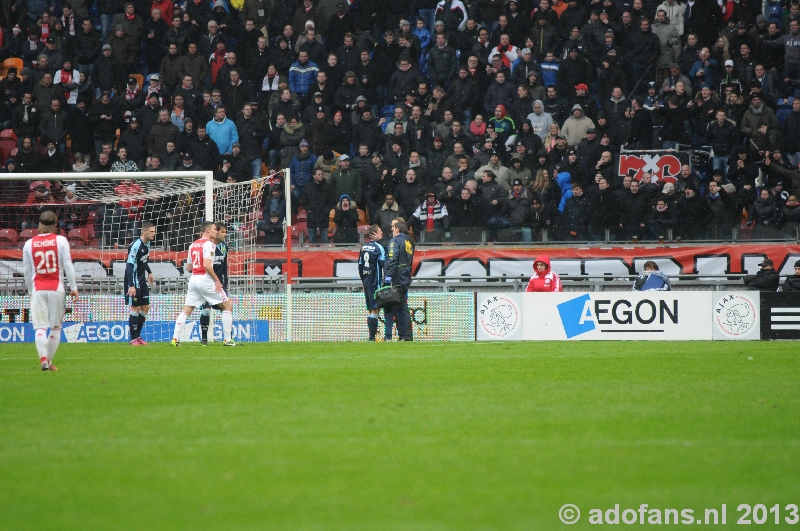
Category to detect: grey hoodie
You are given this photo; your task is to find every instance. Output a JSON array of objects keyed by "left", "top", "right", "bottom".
[{"left": 527, "top": 99, "right": 553, "bottom": 141}]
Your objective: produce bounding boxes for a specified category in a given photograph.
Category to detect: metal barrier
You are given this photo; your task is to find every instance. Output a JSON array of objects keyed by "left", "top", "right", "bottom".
[{"left": 294, "top": 274, "right": 751, "bottom": 293}]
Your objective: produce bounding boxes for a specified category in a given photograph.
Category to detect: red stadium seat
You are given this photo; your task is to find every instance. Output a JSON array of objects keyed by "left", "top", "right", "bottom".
[
  {"left": 296, "top": 209, "right": 307, "bottom": 222},
  {"left": 67, "top": 228, "right": 89, "bottom": 247},
  {"left": 290, "top": 225, "right": 304, "bottom": 245},
  {"left": 0, "top": 129, "right": 17, "bottom": 140},
  {"left": 82, "top": 226, "right": 98, "bottom": 246},
  {"left": 19, "top": 228, "right": 38, "bottom": 244},
  {"left": 0, "top": 228, "right": 18, "bottom": 247},
  {"left": 0, "top": 137, "right": 17, "bottom": 159}
]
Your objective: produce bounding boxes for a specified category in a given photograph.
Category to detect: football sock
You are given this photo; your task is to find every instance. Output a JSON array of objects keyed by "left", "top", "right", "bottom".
[
  {"left": 138, "top": 312, "right": 147, "bottom": 338},
  {"left": 46, "top": 327, "right": 61, "bottom": 361},
  {"left": 172, "top": 312, "right": 187, "bottom": 340},
  {"left": 200, "top": 309, "right": 211, "bottom": 341},
  {"left": 367, "top": 316, "right": 378, "bottom": 340},
  {"left": 35, "top": 328, "right": 48, "bottom": 362},
  {"left": 129, "top": 311, "right": 140, "bottom": 340},
  {"left": 221, "top": 310, "right": 232, "bottom": 342}
]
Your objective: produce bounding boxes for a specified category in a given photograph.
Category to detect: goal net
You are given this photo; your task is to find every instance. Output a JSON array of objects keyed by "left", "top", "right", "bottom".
[{"left": 0, "top": 171, "right": 272, "bottom": 343}]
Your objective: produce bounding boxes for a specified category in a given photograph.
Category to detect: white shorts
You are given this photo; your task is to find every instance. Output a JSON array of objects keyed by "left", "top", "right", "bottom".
[
  {"left": 185, "top": 275, "right": 228, "bottom": 308},
  {"left": 30, "top": 291, "right": 66, "bottom": 330}
]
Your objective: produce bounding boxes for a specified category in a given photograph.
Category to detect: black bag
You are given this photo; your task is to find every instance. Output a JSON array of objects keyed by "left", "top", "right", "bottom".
[{"left": 374, "top": 285, "right": 404, "bottom": 309}]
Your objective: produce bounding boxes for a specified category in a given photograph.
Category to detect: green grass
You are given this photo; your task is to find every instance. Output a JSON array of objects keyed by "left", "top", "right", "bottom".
[{"left": 1, "top": 341, "right": 799, "bottom": 530}]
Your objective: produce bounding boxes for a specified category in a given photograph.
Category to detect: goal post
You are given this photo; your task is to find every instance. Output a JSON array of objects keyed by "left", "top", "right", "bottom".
[
  {"left": 282, "top": 166, "right": 293, "bottom": 343},
  {"left": 0, "top": 171, "right": 272, "bottom": 343}
]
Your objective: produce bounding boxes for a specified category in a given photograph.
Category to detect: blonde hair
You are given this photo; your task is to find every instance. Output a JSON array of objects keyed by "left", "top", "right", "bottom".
[{"left": 530, "top": 169, "right": 549, "bottom": 193}]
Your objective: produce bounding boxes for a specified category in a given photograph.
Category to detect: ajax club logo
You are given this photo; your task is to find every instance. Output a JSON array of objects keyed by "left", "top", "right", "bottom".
[
  {"left": 714, "top": 294, "right": 758, "bottom": 337},
  {"left": 478, "top": 295, "right": 520, "bottom": 339}
]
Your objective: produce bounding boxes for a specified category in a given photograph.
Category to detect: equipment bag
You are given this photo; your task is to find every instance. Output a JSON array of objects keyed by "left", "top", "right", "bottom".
[{"left": 374, "top": 285, "right": 404, "bottom": 309}]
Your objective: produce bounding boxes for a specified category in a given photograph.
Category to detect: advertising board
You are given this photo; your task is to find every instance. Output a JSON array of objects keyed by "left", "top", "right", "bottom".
[
  {"left": 760, "top": 293, "right": 800, "bottom": 340},
  {"left": 711, "top": 292, "right": 760, "bottom": 340},
  {"left": 522, "top": 292, "right": 713, "bottom": 340},
  {"left": 476, "top": 293, "right": 523, "bottom": 340}
]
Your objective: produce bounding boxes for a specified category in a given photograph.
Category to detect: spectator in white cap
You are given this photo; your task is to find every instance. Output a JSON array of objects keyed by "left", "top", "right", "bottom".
[
  {"left": 512, "top": 47, "right": 538, "bottom": 85},
  {"left": 331, "top": 153, "right": 363, "bottom": 205}
]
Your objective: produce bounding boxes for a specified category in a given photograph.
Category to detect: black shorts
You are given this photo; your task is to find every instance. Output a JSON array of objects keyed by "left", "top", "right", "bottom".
[
  {"left": 364, "top": 284, "right": 379, "bottom": 311},
  {"left": 201, "top": 287, "right": 229, "bottom": 310},
  {"left": 125, "top": 283, "right": 150, "bottom": 307}
]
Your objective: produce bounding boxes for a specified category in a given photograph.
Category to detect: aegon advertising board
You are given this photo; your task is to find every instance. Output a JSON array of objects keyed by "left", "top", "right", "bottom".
[{"left": 522, "top": 292, "right": 713, "bottom": 340}]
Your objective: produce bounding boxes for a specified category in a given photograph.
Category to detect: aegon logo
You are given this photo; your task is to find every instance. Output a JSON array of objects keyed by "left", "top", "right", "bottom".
[{"left": 558, "top": 294, "right": 679, "bottom": 338}]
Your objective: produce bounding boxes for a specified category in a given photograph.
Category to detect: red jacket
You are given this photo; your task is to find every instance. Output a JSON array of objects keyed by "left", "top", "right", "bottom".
[
  {"left": 526, "top": 255, "right": 562, "bottom": 292},
  {"left": 151, "top": 0, "right": 174, "bottom": 26}
]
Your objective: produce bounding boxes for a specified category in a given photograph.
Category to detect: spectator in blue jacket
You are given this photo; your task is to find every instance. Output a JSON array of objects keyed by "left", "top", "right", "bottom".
[
  {"left": 206, "top": 106, "right": 239, "bottom": 155},
  {"left": 288, "top": 50, "right": 318, "bottom": 99},
  {"left": 289, "top": 138, "right": 318, "bottom": 204}
]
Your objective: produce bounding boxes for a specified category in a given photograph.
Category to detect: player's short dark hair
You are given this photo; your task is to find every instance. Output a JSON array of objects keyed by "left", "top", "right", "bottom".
[
  {"left": 141, "top": 221, "right": 155, "bottom": 232},
  {"left": 39, "top": 210, "right": 57, "bottom": 226},
  {"left": 214, "top": 221, "right": 227, "bottom": 230},
  {"left": 367, "top": 224, "right": 381, "bottom": 238},
  {"left": 200, "top": 221, "right": 216, "bottom": 234}
]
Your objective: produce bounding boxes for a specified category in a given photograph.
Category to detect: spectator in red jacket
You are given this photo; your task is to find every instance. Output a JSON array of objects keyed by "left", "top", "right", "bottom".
[{"left": 525, "top": 255, "right": 563, "bottom": 292}]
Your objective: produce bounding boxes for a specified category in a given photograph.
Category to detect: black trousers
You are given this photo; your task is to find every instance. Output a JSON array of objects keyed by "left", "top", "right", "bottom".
[{"left": 384, "top": 288, "right": 409, "bottom": 340}]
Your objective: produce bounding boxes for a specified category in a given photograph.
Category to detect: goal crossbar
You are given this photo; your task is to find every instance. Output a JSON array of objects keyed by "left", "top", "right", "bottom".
[{"left": 0, "top": 171, "right": 216, "bottom": 222}]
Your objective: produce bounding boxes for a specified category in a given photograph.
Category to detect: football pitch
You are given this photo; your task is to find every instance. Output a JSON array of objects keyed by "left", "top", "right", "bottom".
[{"left": 1, "top": 341, "right": 798, "bottom": 530}]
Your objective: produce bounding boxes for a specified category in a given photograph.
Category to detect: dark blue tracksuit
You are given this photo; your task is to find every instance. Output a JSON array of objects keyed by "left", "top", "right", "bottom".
[{"left": 384, "top": 231, "right": 414, "bottom": 340}]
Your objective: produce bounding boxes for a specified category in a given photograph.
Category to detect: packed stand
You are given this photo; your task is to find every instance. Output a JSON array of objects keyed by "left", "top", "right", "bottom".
[{"left": 0, "top": 0, "right": 799, "bottom": 246}]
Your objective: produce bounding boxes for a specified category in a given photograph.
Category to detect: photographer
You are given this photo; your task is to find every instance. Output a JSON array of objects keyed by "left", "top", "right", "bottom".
[{"left": 383, "top": 218, "right": 415, "bottom": 341}]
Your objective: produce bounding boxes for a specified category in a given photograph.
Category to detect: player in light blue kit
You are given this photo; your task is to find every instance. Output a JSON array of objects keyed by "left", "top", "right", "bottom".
[{"left": 358, "top": 225, "right": 386, "bottom": 341}]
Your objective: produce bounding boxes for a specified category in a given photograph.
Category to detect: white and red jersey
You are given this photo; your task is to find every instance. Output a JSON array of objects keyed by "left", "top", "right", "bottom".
[
  {"left": 188, "top": 238, "right": 216, "bottom": 276},
  {"left": 22, "top": 233, "right": 76, "bottom": 293}
]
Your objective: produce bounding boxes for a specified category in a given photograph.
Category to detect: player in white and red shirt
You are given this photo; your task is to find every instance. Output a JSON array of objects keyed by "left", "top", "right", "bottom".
[
  {"left": 171, "top": 221, "right": 236, "bottom": 346},
  {"left": 22, "top": 210, "right": 78, "bottom": 371}
]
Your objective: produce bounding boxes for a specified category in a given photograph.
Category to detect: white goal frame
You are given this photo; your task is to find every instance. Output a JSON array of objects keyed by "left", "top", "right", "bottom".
[
  {"left": 0, "top": 170, "right": 215, "bottom": 219},
  {"left": 0, "top": 170, "right": 249, "bottom": 343}
]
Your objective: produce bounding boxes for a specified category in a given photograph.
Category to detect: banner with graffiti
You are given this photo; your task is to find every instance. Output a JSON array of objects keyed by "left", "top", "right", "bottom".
[
  {"left": 616, "top": 150, "right": 691, "bottom": 184},
  {"left": 2, "top": 244, "right": 800, "bottom": 280}
]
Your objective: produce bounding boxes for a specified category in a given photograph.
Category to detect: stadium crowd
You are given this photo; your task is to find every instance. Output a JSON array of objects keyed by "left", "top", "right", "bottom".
[{"left": 1, "top": 0, "right": 800, "bottom": 244}]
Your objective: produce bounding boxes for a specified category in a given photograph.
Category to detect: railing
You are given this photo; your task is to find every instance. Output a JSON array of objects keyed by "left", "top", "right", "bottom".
[
  {"left": 262, "top": 225, "right": 800, "bottom": 249},
  {"left": 0, "top": 274, "right": 756, "bottom": 296},
  {"left": 294, "top": 274, "right": 752, "bottom": 293}
]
